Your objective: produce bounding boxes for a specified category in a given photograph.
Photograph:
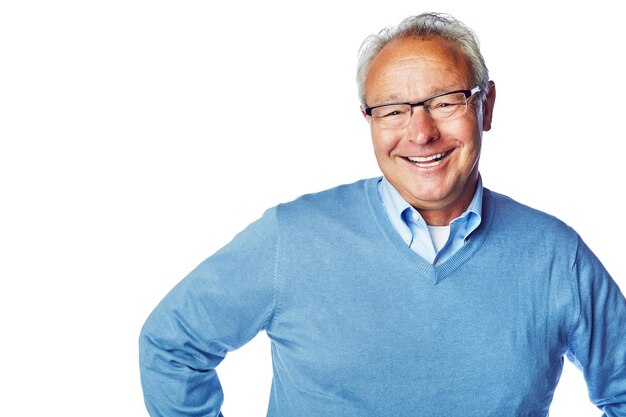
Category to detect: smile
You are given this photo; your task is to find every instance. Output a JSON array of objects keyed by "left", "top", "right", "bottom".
[{"left": 406, "top": 152, "right": 448, "bottom": 167}]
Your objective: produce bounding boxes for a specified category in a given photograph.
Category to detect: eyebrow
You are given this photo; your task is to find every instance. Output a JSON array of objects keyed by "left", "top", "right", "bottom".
[{"left": 372, "top": 84, "right": 465, "bottom": 105}]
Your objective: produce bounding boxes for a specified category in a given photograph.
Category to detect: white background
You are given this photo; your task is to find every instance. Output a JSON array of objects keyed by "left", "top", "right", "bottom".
[{"left": 1, "top": 1, "right": 624, "bottom": 416}]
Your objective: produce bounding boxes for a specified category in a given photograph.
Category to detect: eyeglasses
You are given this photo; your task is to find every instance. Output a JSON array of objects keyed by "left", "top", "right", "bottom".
[{"left": 364, "top": 86, "right": 481, "bottom": 129}]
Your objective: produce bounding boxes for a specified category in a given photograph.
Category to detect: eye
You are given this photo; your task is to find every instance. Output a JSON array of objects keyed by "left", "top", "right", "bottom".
[
  {"left": 432, "top": 101, "right": 460, "bottom": 109},
  {"left": 381, "top": 110, "right": 402, "bottom": 117},
  {"left": 374, "top": 105, "right": 409, "bottom": 118}
]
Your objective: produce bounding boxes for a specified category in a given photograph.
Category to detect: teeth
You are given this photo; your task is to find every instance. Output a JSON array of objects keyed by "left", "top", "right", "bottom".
[
  {"left": 414, "top": 160, "right": 441, "bottom": 167},
  {"left": 407, "top": 152, "right": 447, "bottom": 162},
  {"left": 407, "top": 152, "right": 447, "bottom": 167}
]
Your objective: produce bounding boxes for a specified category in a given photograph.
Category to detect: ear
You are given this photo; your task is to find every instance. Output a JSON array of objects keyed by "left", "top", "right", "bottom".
[
  {"left": 360, "top": 106, "right": 368, "bottom": 119},
  {"left": 482, "top": 81, "right": 496, "bottom": 131}
]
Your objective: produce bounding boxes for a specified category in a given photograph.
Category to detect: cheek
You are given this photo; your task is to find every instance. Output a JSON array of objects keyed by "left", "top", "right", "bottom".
[
  {"left": 371, "top": 128, "right": 401, "bottom": 156},
  {"left": 446, "top": 119, "right": 481, "bottom": 151}
]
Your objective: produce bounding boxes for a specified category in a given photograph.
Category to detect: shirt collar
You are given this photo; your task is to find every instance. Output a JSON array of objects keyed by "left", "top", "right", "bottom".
[
  {"left": 378, "top": 175, "right": 483, "bottom": 229},
  {"left": 455, "top": 175, "right": 483, "bottom": 226}
]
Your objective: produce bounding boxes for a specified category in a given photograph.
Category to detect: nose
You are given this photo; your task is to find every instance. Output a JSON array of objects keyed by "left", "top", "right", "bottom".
[{"left": 407, "top": 106, "right": 440, "bottom": 144}]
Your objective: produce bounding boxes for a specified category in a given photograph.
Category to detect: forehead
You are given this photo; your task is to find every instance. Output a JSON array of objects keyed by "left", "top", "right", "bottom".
[{"left": 365, "top": 36, "right": 472, "bottom": 103}]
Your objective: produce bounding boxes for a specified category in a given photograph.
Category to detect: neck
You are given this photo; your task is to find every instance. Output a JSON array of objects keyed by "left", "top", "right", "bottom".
[{"left": 418, "top": 174, "right": 479, "bottom": 226}]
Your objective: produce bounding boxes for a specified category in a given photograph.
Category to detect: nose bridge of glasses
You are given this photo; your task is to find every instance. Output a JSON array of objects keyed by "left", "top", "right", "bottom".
[
  {"left": 405, "top": 102, "right": 440, "bottom": 141},
  {"left": 406, "top": 102, "right": 437, "bottom": 130},
  {"left": 410, "top": 100, "right": 432, "bottom": 119}
]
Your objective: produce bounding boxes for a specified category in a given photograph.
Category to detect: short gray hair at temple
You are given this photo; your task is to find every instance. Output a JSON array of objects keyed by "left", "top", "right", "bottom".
[{"left": 356, "top": 12, "right": 490, "bottom": 106}]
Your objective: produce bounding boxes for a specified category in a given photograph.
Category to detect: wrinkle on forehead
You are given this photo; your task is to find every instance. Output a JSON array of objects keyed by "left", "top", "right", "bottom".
[{"left": 365, "top": 37, "right": 473, "bottom": 105}]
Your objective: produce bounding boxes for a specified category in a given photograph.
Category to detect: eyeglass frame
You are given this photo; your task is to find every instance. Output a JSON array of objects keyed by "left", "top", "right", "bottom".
[{"left": 363, "top": 85, "right": 482, "bottom": 119}]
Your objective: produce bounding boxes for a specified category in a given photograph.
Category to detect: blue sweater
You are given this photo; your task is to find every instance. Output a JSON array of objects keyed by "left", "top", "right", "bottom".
[{"left": 140, "top": 178, "right": 626, "bottom": 417}]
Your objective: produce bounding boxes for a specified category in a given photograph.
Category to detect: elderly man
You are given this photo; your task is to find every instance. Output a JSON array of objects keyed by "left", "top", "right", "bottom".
[{"left": 140, "top": 13, "right": 626, "bottom": 416}]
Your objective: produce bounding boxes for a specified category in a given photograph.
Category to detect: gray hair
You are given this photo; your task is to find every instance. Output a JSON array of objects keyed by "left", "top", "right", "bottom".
[{"left": 356, "top": 12, "right": 489, "bottom": 106}]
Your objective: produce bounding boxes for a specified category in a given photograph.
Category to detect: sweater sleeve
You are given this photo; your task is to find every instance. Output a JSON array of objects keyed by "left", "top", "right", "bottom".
[
  {"left": 139, "top": 208, "right": 279, "bottom": 417},
  {"left": 567, "top": 236, "right": 626, "bottom": 417}
]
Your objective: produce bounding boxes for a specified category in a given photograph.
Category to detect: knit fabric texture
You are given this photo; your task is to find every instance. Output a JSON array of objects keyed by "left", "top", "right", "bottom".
[{"left": 140, "top": 178, "right": 626, "bottom": 417}]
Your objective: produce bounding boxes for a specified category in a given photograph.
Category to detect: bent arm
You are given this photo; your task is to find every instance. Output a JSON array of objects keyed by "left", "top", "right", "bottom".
[
  {"left": 139, "top": 209, "right": 279, "bottom": 416},
  {"left": 567, "top": 237, "right": 626, "bottom": 417}
]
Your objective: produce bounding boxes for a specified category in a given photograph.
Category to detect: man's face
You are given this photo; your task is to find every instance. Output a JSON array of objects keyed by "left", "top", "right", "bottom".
[{"left": 363, "top": 37, "right": 495, "bottom": 225}]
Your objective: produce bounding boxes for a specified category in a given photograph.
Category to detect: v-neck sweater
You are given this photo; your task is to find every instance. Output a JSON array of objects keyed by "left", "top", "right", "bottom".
[
  {"left": 368, "top": 177, "right": 492, "bottom": 282},
  {"left": 140, "top": 178, "right": 626, "bottom": 417}
]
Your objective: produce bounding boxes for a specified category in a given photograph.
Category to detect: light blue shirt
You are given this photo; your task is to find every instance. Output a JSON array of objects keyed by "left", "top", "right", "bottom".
[{"left": 378, "top": 176, "right": 483, "bottom": 264}]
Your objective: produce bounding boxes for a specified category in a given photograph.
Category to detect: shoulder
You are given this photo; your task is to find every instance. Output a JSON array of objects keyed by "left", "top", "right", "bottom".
[
  {"left": 485, "top": 188, "right": 579, "bottom": 247},
  {"left": 265, "top": 178, "right": 381, "bottom": 239},
  {"left": 276, "top": 178, "right": 376, "bottom": 217},
  {"left": 486, "top": 188, "right": 575, "bottom": 231}
]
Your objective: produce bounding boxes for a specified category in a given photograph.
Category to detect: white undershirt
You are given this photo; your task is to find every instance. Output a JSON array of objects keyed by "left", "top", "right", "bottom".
[{"left": 427, "top": 225, "right": 451, "bottom": 253}]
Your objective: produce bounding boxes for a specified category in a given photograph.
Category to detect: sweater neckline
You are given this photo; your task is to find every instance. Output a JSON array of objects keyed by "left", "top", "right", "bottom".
[{"left": 364, "top": 177, "right": 495, "bottom": 284}]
